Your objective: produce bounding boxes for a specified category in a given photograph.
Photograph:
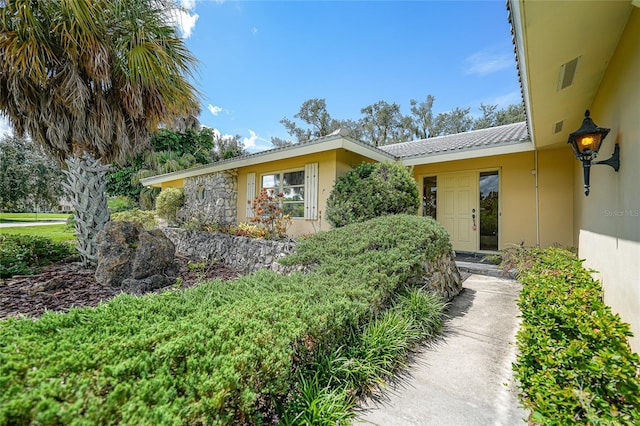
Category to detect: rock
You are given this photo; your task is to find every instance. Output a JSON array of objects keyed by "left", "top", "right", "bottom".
[
  {"left": 95, "top": 221, "right": 177, "bottom": 291},
  {"left": 122, "top": 275, "right": 175, "bottom": 295}
]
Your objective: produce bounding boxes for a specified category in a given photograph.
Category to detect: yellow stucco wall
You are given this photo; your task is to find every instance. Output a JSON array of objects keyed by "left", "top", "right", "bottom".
[
  {"left": 575, "top": 8, "right": 640, "bottom": 352},
  {"left": 537, "top": 147, "right": 575, "bottom": 248},
  {"left": 411, "top": 149, "right": 574, "bottom": 251},
  {"left": 237, "top": 151, "right": 338, "bottom": 236},
  {"left": 335, "top": 149, "right": 377, "bottom": 177},
  {"left": 159, "top": 179, "right": 184, "bottom": 189}
]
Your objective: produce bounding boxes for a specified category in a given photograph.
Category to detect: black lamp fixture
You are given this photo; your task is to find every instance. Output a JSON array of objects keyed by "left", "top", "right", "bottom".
[{"left": 567, "top": 110, "right": 620, "bottom": 196}]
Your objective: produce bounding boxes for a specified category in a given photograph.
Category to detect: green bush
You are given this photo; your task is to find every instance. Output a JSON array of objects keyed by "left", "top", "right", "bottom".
[
  {"left": 111, "top": 209, "right": 158, "bottom": 230},
  {"left": 326, "top": 161, "right": 419, "bottom": 228},
  {"left": 107, "top": 195, "right": 138, "bottom": 213},
  {"left": 0, "top": 234, "right": 75, "bottom": 278},
  {"left": 513, "top": 248, "right": 640, "bottom": 424},
  {"left": 155, "top": 187, "right": 184, "bottom": 223},
  {"left": 0, "top": 215, "right": 451, "bottom": 424}
]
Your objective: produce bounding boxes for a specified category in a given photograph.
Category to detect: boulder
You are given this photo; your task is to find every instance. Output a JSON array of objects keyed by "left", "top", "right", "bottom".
[{"left": 95, "top": 221, "right": 177, "bottom": 293}]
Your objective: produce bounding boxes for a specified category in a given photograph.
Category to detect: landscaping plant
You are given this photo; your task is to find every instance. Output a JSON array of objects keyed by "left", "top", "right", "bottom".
[
  {"left": 0, "top": 215, "right": 451, "bottom": 424},
  {"left": 0, "top": 234, "right": 75, "bottom": 278},
  {"left": 326, "top": 161, "right": 419, "bottom": 228},
  {"left": 512, "top": 247, "right": 640, "bottom": 424},
  {"left": 155, "top": 188, "right": 184, "bottom": 224},
  {"left": 247, "top": 188, "right": 292, "bottom": 239},
  {"left": 110, "top": 209, "right": 158, "bottom": 230}
]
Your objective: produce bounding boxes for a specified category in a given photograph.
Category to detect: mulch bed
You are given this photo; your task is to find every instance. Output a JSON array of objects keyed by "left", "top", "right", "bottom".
[{"left": 0, "top": 255, "right": 242, "bottom": 321}]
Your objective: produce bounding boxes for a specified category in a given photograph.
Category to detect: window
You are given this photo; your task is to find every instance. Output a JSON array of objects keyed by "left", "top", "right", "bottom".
[
  {"left": 261, "top": 170, "right": 305, "bottom": 218},
  {"left": 422, "top": 176, "right": 437, "bottom": 220},
  {"left": 479, "top": 171, "right": 499, "bottom": 251}
]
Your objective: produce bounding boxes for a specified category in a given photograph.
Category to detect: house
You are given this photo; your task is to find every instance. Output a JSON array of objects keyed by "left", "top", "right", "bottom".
[
  {"left": 141, "top": 121, "right": 573, "bottom": 252},
  {"left": 508, "top": 0, "right": 640, "bottom": 352},
  {"left": 142, "top": 0, "right": 639, "bottom": 351}
]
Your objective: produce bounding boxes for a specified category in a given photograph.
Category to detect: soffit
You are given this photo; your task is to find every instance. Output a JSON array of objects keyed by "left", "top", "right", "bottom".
[{"left": 515, "top": 0, "right": 633, "bottom": 149}]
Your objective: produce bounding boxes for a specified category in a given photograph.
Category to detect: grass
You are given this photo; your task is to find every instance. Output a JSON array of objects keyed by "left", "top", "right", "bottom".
[
  {"left": 0, "top": 224, "right": 76, "bottom": 242},
  {"left": 0, "top": 212, "right": 69, "bottom": 223}
]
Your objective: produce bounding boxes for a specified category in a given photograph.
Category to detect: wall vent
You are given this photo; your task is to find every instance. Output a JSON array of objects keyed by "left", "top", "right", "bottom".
[
  {"left": 557, "top": 57, "right": 580, "bottom": 90},
  {"left": 553, "top": 120, "right": 564, "bottom": 134}
]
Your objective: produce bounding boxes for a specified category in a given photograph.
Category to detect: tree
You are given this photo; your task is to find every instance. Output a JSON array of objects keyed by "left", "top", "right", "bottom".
[
  {"left": 407, "top": 95, "right": 436, "bottom": 139},
  {"left": 431, "top": 107, "right": 473, "bottom": 136},
  {"left": 0, "top": 136, "right": 63, "bottom": 212},
  {"left": 280, "top": 98, "right": 342, "bottom": 142},
  {"left": 0, "top": 0, "right": 198, "bottom": 264},
  {"left": 359, "top": 101, "right": 409, "bottom": 146},
  {"left": 326, "top": 161, "right": 419, "bottom": 228},
  {"left": 473, "top": 103, "right": 525, "bottom": 130}
]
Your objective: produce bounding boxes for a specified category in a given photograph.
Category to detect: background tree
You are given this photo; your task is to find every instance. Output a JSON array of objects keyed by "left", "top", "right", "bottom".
[
  {"left": 407, "top": 95, "right": 436, "bottom": 139},
  {"left": 0, "top": 0, "right": 199, "bottom": 263},
  {"left": 473, "top": 103, "right": 525, "bottom": 130},
  {"left": 326, "top": 161, "right": 419, "bottom": 227},
  {"left": 359, "top": 101, "right": 409, "bottom": 146},
  {"left": 0, "top": 135, "right": 63, "bottom": 212},
  {"left": 431, "top": 107, "right": 474, "bottom": 137},
  {"left": 280, "top": 98, "right": 342, "bottom": 142}
]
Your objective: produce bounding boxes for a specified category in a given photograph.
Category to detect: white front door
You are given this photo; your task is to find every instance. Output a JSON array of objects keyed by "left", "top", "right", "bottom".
[{"left": 439, "top": 172, "right": 478, "bottom": 252}]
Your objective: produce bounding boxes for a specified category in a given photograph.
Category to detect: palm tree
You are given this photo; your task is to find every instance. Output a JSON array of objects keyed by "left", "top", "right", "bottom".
[{"left": 0, "top": 0, "right": 199, "bottom": 264}]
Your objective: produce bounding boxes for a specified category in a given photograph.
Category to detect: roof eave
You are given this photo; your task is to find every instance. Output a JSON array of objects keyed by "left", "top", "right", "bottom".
[
  {"left": 140, "top": 135, "right": 395, "bottom": 187},
  {"left": 399, "top": 140, "right": 534, "bottom": 166},
  {"left": 508, "top": 0, "right": 535, "bottom": 147}
]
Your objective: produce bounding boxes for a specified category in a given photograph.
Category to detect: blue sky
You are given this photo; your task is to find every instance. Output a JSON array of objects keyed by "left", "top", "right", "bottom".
[
  {"left": 178, "top": 0, "right": 522, "bottom": 152},
  {"left": 0, "top": 1, "right": 522, "bottom": 153}
]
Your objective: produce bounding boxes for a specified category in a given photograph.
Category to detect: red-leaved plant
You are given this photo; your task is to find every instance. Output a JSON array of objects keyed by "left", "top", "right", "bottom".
[{"left": 247, "top": 188, "right": 292, "bottom": 239}]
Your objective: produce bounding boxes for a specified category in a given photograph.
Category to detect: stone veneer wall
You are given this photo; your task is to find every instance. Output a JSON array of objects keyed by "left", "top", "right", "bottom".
[
  {"left": 180, "top": 171, "right": 238, "bottom": 226},
  {"left": 162, "top": 228, "right": 462, "bottom": 302}
]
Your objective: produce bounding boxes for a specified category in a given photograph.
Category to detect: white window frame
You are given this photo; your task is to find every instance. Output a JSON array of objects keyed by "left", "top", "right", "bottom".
[{"left": 260, "top": 168, "right": 306, "bottom": 218}]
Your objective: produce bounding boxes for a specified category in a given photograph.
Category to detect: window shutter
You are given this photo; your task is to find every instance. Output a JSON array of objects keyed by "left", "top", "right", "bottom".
[
  {"left": 246, "top": 172, "right": 256, "bottom": 217},
  {"left": 304, "top": 163, "right": 318, "bottom": 220}
]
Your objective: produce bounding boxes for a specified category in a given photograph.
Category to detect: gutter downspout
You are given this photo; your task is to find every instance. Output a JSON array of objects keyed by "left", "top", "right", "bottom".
[{"left": 534, "top": 150, "right": 540, "bottom": 247}]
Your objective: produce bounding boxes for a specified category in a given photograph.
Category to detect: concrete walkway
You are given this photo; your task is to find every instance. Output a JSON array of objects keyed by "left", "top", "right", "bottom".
[{"left": 357, "top": 274, "right": 528, "bottom": 426}]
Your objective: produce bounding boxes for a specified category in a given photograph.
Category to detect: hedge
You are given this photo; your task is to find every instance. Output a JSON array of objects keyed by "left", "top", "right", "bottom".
[
  {"left": 0, "top": 214, "right": 451, "bottom": 425},
  {"left": 513, "top": 248, "right": 640, "bottom": 424}
]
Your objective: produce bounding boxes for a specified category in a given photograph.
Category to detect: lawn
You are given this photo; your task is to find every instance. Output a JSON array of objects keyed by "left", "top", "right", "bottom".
[
  {"left": 0, "top": 224, "right": 76, "bottom": 242},
  {"left": 0, "top": 212, "right": 70, "bottom": 223}
]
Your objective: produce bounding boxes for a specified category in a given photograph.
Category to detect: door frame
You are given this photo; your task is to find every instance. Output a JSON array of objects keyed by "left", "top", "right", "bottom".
[{"left": 419, "top": 168, "right": 502, "bottom": 253}]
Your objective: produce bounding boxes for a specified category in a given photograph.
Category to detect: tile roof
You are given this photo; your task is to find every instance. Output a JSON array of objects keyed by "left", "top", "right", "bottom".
[{"left": 379, "top": 121, "right": 530, "bottom": 159}]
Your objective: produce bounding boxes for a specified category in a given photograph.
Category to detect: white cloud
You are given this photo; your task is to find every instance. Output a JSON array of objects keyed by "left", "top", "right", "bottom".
[
  {"left": 242, "top": 130, "right": 271, "bottom": 152},
  {"left": 167, "top": 0, "right": 199, "bottom": 39},
  {"left": 465, "top": 50, "right": 513, "bottom": 76},
  {"left": 208, "top": 104, "right": 223, "bottom": 116},
  {"left": 251, "top": 27, "right": 258, "bottom": 35}
]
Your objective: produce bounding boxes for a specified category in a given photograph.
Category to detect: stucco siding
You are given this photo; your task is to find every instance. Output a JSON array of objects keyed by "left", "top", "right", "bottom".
[
  {"left": 576, "top": 8, "right": 640, "bottom": 352},
  {"left": 236, "top": 151, "right": 337, "bottom": 237}
]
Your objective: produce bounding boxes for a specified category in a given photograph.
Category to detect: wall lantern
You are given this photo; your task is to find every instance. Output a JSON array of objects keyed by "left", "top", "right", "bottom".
[{"left": 567, "top": 110, "right": 620, "bottom": 196}]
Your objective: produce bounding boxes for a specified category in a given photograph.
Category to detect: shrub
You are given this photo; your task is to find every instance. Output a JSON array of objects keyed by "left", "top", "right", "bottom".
[
  {"left": 111, "top": 209, "right": 158, "bottom": 230},
  {"left": 248, "top": 188, "right": 292, "bottom": 239},
  {"left": 326, "top": 161, "right": 419, "bottom": 228},
  {"left": 0, "top": 234, "right": 75, "bottom": 278},
  {"left": 513, "top": 247, "right": 640, "bottom": 424},
  {"left": 107, "top": 195, "right": 138, "bottom": 213},
  {"left": 0, "top": 215, "right": 451, "bottom": 423},
  {"left": 228, "top": 222, "right": 269, "bottom": 239},
  {"left": 155, "top": 188, "right": 184, "bottom": 223}
]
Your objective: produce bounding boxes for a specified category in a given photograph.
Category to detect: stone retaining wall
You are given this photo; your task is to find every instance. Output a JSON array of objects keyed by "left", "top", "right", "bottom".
[
  {"left": 162, "top": 227, "right": 462, "bottom": 302},
  {"left": 161, "top": 228, "right": 296, "bottom": 274}
]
